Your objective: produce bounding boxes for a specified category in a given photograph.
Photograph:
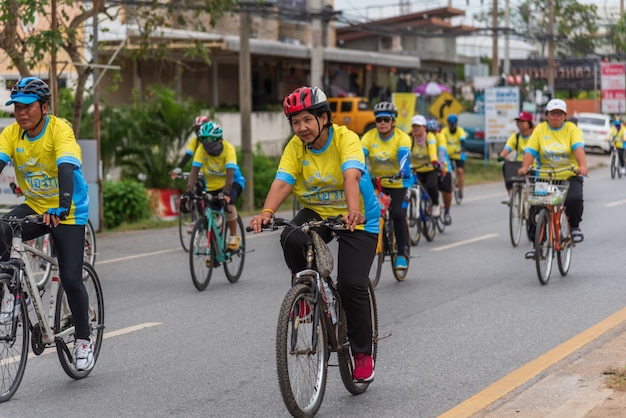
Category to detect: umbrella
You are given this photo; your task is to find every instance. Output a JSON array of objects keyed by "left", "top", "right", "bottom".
[{"left": 413, "top": 81, "right": 451, "bottom": 96}]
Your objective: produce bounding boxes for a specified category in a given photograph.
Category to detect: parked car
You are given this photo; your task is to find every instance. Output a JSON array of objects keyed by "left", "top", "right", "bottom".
[
  {"left": 576, "top": 112, "right": 611, "bottom": 153},
  {"left": 328, "top": 96, "right": 377, "bottom": 136},
  {"left": 457, "top": 112, "right": 487, "bottom": 155}
]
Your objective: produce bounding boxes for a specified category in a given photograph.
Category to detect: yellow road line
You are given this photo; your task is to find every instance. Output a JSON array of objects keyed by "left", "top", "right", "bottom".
[{"left": 438, "top": 307, "right": 626, "bottom": 417}]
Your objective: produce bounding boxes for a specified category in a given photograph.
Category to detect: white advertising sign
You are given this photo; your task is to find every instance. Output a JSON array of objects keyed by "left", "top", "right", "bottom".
[
  {"left": 485, "top": 87, "right": 520, "bottom": 143},
  {"left": 0, "top": 161, "right": 25, "bottom": 207},
  {"left": 601, "top": 62, "right": 626, "bottom": 114}
]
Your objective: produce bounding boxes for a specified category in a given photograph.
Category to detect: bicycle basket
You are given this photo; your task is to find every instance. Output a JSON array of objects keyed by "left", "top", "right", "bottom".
[
  {"left": 526, "top": 177, "right": 570, "bottom": 206},
  {"left": 310, "top": 230, "right": 333, "bottom": 277}
]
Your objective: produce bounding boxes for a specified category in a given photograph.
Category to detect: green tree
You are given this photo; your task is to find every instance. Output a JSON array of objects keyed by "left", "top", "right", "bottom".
[{"left": 0, "top": 0, "right": 236, "bottom": 134}]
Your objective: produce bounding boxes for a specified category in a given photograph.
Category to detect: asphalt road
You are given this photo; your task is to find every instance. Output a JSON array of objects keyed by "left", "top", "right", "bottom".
[{"left": 2, "top": 155, "right": 624, "bottom": 418}]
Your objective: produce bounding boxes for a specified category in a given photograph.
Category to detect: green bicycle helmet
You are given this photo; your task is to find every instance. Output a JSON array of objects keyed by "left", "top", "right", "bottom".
[{"left": 198, "top": 121, "right": 223, "bottom": 141}]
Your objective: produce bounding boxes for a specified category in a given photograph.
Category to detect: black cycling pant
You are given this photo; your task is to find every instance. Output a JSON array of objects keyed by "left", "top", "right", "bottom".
[
  {"left": 527, "top": 176, "right": 584, "bottom": 241},
  {"left": 382, "top": 187, "right": 409, "bottom": 257},
  {"left": 0, "top": 204, "right": 90, "bottom": 339},
  {"left": 416, "top": 171, "right": 439, "bottom": 205},
  {"left": 619, "top": 148, "right": 625, "bottom": 168},
  {"left": 438, "top": 171, "right": 452, "bottom": 194},
  {"left": 281, "top": 208, "right": 377, "bottom": 354}
]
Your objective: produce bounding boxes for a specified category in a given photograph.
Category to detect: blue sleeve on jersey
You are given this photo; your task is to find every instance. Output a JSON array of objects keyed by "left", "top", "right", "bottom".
[
  {"left": 362, "top": 147, "right": 369, "bottom": 158},
  {"left": 342, "top": 160, "right": 365, "bottom": 173},
  {"left": 359, "top": 171, "right": 381, "bottom": 234},
  {"left": 504, "top": 145, "right": 512, "bottom": 153},
  {"left": 275, "top": 171, "right": 296, "bottom": 186},
  {"left": 0, "top": 153, "right": 10, "bottom": 164},
  {"left": 525, "top": 148, "right": 540, "bottom": 159},
  {"left": 572, "top": 142, "right": 584, "bottom": 151},
  {"left": 57, "top": 155, "right": 81, "bottom": 168},
  {"left": 192, "top": 161, "right": 203, "bottom": 168}
]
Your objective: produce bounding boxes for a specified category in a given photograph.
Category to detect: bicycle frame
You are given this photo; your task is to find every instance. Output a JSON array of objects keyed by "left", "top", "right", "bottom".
[{"left": 202, "top": 205, "right": 229, "bottom": 265}]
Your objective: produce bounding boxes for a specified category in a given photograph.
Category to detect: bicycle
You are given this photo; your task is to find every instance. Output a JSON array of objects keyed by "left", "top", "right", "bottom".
[
  {"left": 292, "top": 194, "right": 302, "bottom": 218},
  {"left": 173, "top": 173, "right": 206, "bottom": 252},
  {"left": 609, "top": 143, "right": 623, "bottom": 180},
  {"left": 251, "top": 216, "right": 378, "bottom": 417},
  {"left": 0, "top": 214, "right": 104, "bottom": 402},
  {"left": 189, "top": 191, "right": 246, "bottom": 291},
  {"left": 525, "top": 166, "right": 577, "bottom": 285},
  {"left": 451, "top": 162, "right": 462, "bottom": 205},
  {"left": 408, "top": 166, "right": 438, "bottom": 246},
  {"left": 9, "top": 182, "right": 97, "bottom": 287},
  {"left": 369, "top": 176, "right": 411, "bottom": 288},
  {"left": 503, "top": 161, "right": 530, "bottom": 248}
]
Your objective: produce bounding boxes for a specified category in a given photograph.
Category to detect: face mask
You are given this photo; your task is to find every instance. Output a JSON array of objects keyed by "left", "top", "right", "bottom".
[{"left": 203, "top": 140, "right": 223, "bottom": 156}]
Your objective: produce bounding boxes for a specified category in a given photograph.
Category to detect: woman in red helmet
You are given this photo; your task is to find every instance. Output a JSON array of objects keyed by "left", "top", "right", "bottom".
[{"left": 249, "top": 86, "right": 379, "bottom": 382}]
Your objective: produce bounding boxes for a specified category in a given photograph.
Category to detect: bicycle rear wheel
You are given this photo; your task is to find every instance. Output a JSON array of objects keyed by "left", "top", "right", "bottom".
[
  {"left": 55, "top": 262, "right": 104, "bottom": 379},
  {"left": 84, "top": 220, "right": 97, "bottom": 266},
  {"left": 338, "top": 281, "right": 378, "bottom": 395},
  {"left": 276, "top": 284, "right": 327, "bottom": 417},
  {"left": 535, "top": 209, "right": 553, "bottom": 285},
  {"left": 224, "top": 216, "right": 246, "bottom": 283},
  {"left": 26, "top": 234, "right": 53, "bottom": 288},
  {"left": 611, "top": 152, "right": 617, "bottom": 179},
  {"left": 369, "top": 225, "right": 383, "bottom": 289},
  {"left": 189, "top": 218, "right": 214, "bottom": 291},
  {"left": 557, "top": 212, "right": 572, "bottom": 276},
  {"left": 408, "top": 189, "right": 420, "bottom": 246},
  {"left": 421, "top": 197, "right": 436, "bottom": 242},
  {"left": 0, "top": 274, "right": 29, "bottom": 403},
  {"left": 179, "top": 200, "right": 197, "bottom": 252},
  {"left": 509, "top": 186, "right": 523, "bottom": 247}
]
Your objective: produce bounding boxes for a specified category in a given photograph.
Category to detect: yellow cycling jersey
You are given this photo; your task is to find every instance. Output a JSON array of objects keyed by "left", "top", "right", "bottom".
[
  {"left": 440, "top": 126, "right": 467, "bottom": 160},
  {"left": 276, "top": 123, "right": 379, "bottom": 234},
  {"left": 361, "top": 126, "right": 412, "bottom": 188},
  {"left": 410, "top": 132, "right": 438, "bottom": 173},
  {"left": 192, "top": 139, "right": 243, "bottom": 191},
  {"left": 525, "top": 121, "right": 584, "bottom": 180},
  {"left": 503, "top": 132, "right": 531, "bottom": 162},
  {"left": 0, "top": 115, "right": 89, "bottom": 224},
  {"left": 608, "top": 126, "right": 625, "bottom": 149}
]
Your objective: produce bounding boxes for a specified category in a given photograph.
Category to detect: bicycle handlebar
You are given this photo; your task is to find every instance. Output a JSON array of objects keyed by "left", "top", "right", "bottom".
[
  {"left": 1, "top": 213, "right": 45, "bottom": 226},
  {"left": 527, "top": 165, "right": 579, "bottom": 176},
  {"left": 245, "top": 215, "right": 347, "bottom": 233}
]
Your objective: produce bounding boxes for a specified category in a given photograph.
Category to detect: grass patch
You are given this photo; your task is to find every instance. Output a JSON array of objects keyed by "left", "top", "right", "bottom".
[
  {"left": 464, "top": 157, "right": 504, "bottom": 185},
  {"left": 604, "top": 364, "right": 626, "bottom": 391}
]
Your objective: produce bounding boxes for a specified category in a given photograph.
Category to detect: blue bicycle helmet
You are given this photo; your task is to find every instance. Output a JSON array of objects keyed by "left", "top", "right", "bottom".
[
  {"left": 425, "top": 119, "right": 439, "bottom": 132},
  {"left": 447, "top": 114, "right": 458, "bottom": 124},
  {"left": 6, "top": 77, "right": 51, "bottom": 106}
]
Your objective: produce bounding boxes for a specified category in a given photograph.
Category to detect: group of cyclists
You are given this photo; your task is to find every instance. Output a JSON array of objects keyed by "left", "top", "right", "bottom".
[{"left": 169, "top": 85, "right": 589, "bottom": 395}]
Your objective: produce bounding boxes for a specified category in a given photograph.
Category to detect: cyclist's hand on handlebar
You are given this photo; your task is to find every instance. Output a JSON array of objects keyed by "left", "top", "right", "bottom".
[
  {"left": 180, "top": 191, "right": 194, "bottom": 214},
  {"left": 44, "top": 207, "right": 69, "bottom": 227},
  {"left": 169, "top": 167, "right": 182, "bottom": 179},
  {"left": 518, "top": 166, "right": 530, "bottom": 176},
  {"left": 396, "top": 169, "right": 412, "bottom": 179},
  {"left": 344, "top": 210, "right": 364, "bottom": 232},
  {"left": 576, "top": 166, "right": 588, "bottom": 177},
  {"left": 497, "top": 155, "right": 505, "bottom": 162},
  {"left": 249, "top": 212, "right": 273, "bottom": 233}
]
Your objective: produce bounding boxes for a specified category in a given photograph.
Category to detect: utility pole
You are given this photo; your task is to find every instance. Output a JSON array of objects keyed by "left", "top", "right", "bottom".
[
  {"left": 239, "top": 3, "right": 254, "bottom": 212},
  {"left": 504, "top": 0, "right": 510, "bottom": 81},
  {"left": 92, "top": 1, "right": 103, "bottom": 232},
  {"left": 547, "top": 0, "right": 555, "bottom": 95},
  {"left": 491, "top": 0, "right": 499, "bottom": 79},
  {"left": 310, "top": 0, "right": 324, "bottom": 88},
  {"left": 50, "top": 0, "right": 58, "bottom": 114}
]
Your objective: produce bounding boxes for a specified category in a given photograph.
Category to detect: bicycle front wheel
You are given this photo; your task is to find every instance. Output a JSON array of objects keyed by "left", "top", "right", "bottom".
[
  {"left": 610, "top": 152, "right": 617, "bottom": 179},
  {"left": 190, "top": 218, "right": 214, "bottom": 291},
  {"left": 390, "top": 219, "right": 410, "bottom": 282},
  {"left": 338, "top": 281, "right": 378, "bottom": 395},
  {"left": 84, "top": 220, "right": 97, "bottom": 266},
  {"left": 509, "top": 186, "right": 523, "bottom": 247},
  {"left": 179, "top": 201, "right": 197, "bottom": 252},
  {"left": 224, "top": 216, "right": 246, "bottom": 283},
  {"left": 369, "top": 225, "right": 384, "bottom": 289},
  {"left": 557, "top": 212, "right": 572, "bottom": 276},
  {"left": 421, "top": 198, "right": 436, "bottom": 242},
  {"left": 408, "top": 190, "right": 420, "bottom": 246},
  {"left": 276, "top": 284, "right": 328, "bottom": 417},
  {"left": 55, "top": 262, "right": 104, "bottom": 379},
  {"left": 535, "top": 209, "right": 553, "bottom": 285},
  {"left": 0, "top": 274, "right": 29, "bottom": 403}
]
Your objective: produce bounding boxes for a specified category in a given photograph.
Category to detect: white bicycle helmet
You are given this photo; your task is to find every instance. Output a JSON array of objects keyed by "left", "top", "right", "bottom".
[{"left": 373, "top": 101, "right": 398, "bottom": 118}]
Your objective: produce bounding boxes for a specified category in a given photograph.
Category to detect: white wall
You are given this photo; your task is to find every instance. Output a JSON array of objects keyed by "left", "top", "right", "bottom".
[{"left": 213, "top": 111, "right": 293, "bottom": 157}]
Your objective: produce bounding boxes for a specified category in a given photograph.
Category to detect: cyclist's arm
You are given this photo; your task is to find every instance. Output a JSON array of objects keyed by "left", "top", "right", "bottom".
[
  {"left": 176, "top": 153, "right": 192, "bottom": 170},
  {"left": 519, "top": 152, "right": 535, "bottom": 175},
  {"left": 186, "top": 165, "right": 201, "bottom": 193},
  {"left": 0, "top": 160, "right": 6, "bottom": 174},
  {"left": 343, "top": 167, "right": 364, "bottom": 231},
  {"left": 222, "top": 168, "right": 235, "bottom": 202},
  {"left": 574, "top": 147, "right": 588, "bottom": 176},
  {"left": 254, "top": 179, "right": 292, "bottom": 227}
]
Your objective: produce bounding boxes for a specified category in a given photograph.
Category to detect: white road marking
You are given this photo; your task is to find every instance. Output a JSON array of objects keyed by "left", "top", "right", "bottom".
[
  {"left": 430, "top": 233, "right": 499, "bottom": 251},
  {"left": 98, "top": 249, "right": 180, "bottom": 264},
  {"left": 462, "top": 193, "right": 506, "bottom": 202},
  {"left": 5, "top": 322, "right": 162, "bottom": 364},
  {"left": 606, "top": 199, "right": 626, "bottom": 208}
]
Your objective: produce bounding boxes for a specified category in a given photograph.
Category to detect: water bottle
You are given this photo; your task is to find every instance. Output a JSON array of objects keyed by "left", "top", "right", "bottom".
[{"left": 321, "top": 279, "right": 337, "bottom": 324}]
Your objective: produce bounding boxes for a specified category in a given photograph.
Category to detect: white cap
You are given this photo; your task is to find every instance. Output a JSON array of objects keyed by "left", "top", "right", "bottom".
[
  {"left": 411, "top": 115, "right": 427, "bottom": 126},
  {"left": 545, "top": 99, "right": 567, "bottom": 113}
]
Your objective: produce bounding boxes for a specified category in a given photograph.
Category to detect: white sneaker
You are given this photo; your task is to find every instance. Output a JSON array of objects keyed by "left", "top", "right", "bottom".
[
  {"left": 621, "top": 167, "right": 625, "bottom": 175},
  {"left": 0, "top": 292, "right": 15, "bottom": 325},
  {"left": 74, "top": 338, "right": 94, "bottom": 371},
  {"left": 432, "top": 205, "right": 441, "bottom": 218},
  {"left": 227, "top": 235, "right": 241, "bottom": 251}
]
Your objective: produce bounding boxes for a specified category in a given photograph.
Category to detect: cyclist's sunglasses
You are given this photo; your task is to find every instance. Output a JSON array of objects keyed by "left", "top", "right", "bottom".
[
  {"left": 376, "top": 116, "right": 392, "bottom": 123},
  {"left": 199, "top": 136, "right": 218, "bottom": 143}
]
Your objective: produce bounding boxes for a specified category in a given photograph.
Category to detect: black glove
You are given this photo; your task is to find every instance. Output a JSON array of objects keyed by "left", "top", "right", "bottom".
[
  {"left": 497, "top": 155, "right": 505, "bottom": 162},
  {"left": 180, "top": 191, "right": 194, "bottom": 214}
]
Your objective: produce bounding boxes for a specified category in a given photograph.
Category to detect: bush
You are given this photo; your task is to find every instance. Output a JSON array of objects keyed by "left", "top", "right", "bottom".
[
  {"left": 103, "top": 180, "right": 151, "bottom": 228},
  {"left": 236, "top": 146, "right": 281, "bottom": 208}
]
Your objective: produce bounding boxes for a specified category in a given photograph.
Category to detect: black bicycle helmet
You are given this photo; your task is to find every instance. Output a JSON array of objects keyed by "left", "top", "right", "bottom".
[
  {"left": 6, "top": 77, "right": 51, "bottom": 105},
  {"left": 373, "top": 101, "right": 398, "bottom": 118}
]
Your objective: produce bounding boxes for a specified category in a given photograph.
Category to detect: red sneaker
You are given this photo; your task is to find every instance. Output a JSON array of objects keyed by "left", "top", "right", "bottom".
[{"left": 353, "top": 353, "right": 374, "bottom": 382}]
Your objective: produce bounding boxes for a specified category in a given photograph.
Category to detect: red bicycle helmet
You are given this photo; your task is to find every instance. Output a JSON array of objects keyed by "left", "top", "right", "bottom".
[
  {"left": 283, "top": 86, "right": 329, "bottom": 117},
  {"left": 194, "top": 116, "right": 211, "bottom": 133}
]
